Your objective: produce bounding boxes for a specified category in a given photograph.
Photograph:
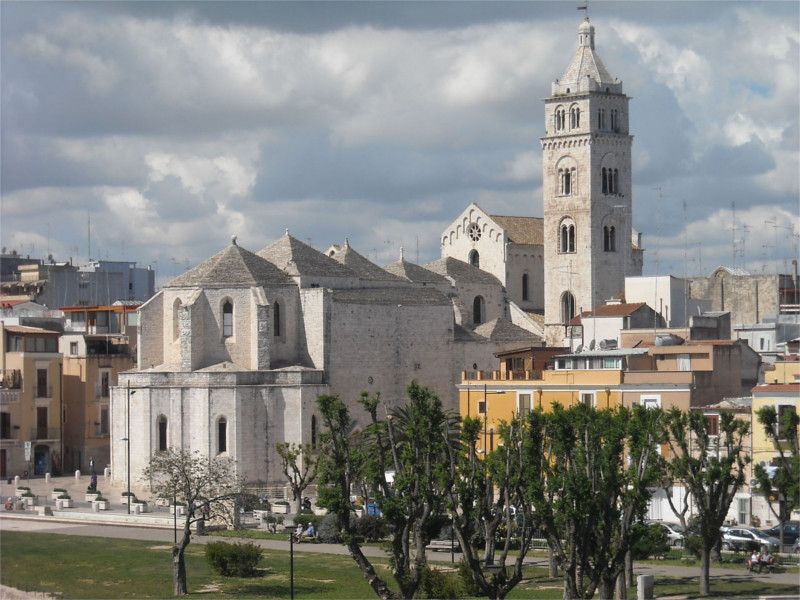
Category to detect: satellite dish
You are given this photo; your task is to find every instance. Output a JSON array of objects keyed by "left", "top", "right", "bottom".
[
  {"left": 599, "top": 340, "right": 607, "bottom": 349},
  {"left": 589, "top": 339, "right": 596, "bottom": 350},
  {"left": 575, "top": 344, "right": 584, "bottom": 353}
]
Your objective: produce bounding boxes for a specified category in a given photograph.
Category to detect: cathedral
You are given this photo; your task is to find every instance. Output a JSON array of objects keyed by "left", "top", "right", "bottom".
[{"left": 111, "top": 17, "right": 642, "bottom": 487}]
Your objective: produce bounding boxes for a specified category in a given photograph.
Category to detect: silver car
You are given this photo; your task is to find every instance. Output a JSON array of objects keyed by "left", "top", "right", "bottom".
[{"left": 722, "top": 527, "right": 780, "bottom": 552}]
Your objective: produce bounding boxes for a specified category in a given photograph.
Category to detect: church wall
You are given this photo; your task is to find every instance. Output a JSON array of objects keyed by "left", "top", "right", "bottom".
[
  {"left": 505, "top": 244, "right": 545, "bottom": 311},
  {"left": 268, "top": 286, "right": 304, "bottom": 366},
  {"left": 137, "top": 291, "right": 163, "bottom": 370},
  {"left": 299, "top": 288, "right": 328, "bottom": 370},
  {"left": 452, "top": 281, "right": 506, "bottom": 327},
  {"left": 326, "top": 300, "right": 457, "bottom": 421},
  {"left": 441, "top": 206, "right": 507, "bottom": 286}
]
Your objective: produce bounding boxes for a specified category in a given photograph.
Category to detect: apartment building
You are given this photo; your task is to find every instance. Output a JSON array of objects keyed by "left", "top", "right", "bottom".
[{"left": 0, "top": 323, "right": 63, "bottom": 477}]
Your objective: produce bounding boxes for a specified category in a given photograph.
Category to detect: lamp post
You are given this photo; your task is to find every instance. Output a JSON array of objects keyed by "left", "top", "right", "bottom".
[
  {"left": 123, "top": 381, "right": 136, "bottom": 514},
  {"left": 287, "top": 523, "right": 295, "bottom": 600}
]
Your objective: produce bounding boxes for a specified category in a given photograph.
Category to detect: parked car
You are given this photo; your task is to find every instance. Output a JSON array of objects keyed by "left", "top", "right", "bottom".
[
  {"left": 763, "top": 521, "right": 800, "bottom": 547},
  {"left": 652, "top": 522, "right": 685, "bottom": 546},
  {"left": 722, "top": 527, "right": 780, "bottom": 552}
]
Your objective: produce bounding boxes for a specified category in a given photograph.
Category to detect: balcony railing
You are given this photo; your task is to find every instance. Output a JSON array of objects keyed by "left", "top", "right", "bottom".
[
  {"left": 30, "top": 427, "right": 60, "bottom": 441},
  {"left": 0, "top": 389, "right": 21, "bottom": 404},
  {"left": 35, "top": 385, "right": 53, "bottom": 399},
  {"left": 94, "top": 383, "right": 110, "bottom": 399},
  {"left": 94, "top": 425, "right": 110, "bottom": 438},
  {"left": 1, "top": 429, "right": 17, "bottom": 440}
]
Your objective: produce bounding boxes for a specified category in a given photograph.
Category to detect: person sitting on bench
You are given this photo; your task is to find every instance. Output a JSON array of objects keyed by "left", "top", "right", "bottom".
[
  {"left": 299, "top": 523, "right": 316, "bottom": 541},
  {"left": 747, "top": 550, "right": 760, "bottom": 572},
  {"left": 759, "top": 549, "right": 775, "bottom": 572}
]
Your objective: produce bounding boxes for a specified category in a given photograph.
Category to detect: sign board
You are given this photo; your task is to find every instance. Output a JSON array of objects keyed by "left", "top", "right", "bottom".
[{"left": 24, "top": 441, "right": 32, "bottom": 461}]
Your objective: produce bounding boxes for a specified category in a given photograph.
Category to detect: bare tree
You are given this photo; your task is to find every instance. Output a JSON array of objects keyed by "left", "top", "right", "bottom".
[
  {"left": 276, "top": 442, "right": 318, "bottom": 514},
  {"left": 143, "top": 448, "right": 243, "bottom": 595}
]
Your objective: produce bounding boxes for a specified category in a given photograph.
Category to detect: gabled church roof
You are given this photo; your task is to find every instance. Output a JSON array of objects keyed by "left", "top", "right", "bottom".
[
  {"left": 327, "top": 240, "right": 405, "bottom": 282},
  {"left": 489, "top": 215, "right": 544, "bottom": 245},
  {"left": 167, "top": 238, "right": 293, "bottom": 288},
  {"left": 384, "top": 255, "right": 448, "bottom": 285},
  {"left": 473, "top": 318, "right": 542, "bottom": 344},
  {"left": 424, "top": 257, "right": 502, "bottom": 286},
  {"left": 258, "top": 232, "right": 357, "bottom": 278}
]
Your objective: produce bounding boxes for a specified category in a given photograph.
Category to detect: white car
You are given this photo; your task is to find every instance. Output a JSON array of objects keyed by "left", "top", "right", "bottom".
[{"left": 658, "top": 522, "right": 685, "bottom": 547}]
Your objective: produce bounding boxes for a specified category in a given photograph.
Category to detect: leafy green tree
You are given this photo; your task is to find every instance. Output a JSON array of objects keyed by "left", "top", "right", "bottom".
[
  {"left": 663, "top": 408, "right": 749, "bottom": 596},
  {"left": 143, "top": 449, "right": 243, "bottom": 596},
  {"left": 443, "top": 415, "right": 538, "bottom": 600},
  {"left": 275, "top": 442, "right": 317, "bottom": 514},
  {"left": 525, "top": 404, "right": 663, "bottom": 600},
  {"left": 754, "top": 404, "right": 799, "bottom": 549},
  {"left": 316, "top": 383, "right": 457, "bottom": 600}
]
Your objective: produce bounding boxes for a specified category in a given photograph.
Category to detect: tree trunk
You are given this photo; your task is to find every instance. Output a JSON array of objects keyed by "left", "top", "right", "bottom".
[
  {"left": 699, "top": 545, "right": 711, "bottom": 596},
  {"left": 291, "top": 490, "right": 302, "bottom": 515},
  {"left": 598, "top": 577, "right": 615, "bottom": 600},
  {"left": 172, "top": 544, "right": 188, "bottom": 596},
  {"left": 346, "top": 538, "right": 398, "bottom": 600},
  {"left": 562, "top": 569, "right": 580, "bottom": 600},
  {"left": 549, "top": 550, "right": 558, "bottom": 578},
  {"left": 615, "top": 571, "right": 627, "bottom": 600},
  {"left": 625, "top": 549, "right": 633, "bottom": 588},
  {"left": 710, "top": 536, "right": 721, "bottom": 562}
]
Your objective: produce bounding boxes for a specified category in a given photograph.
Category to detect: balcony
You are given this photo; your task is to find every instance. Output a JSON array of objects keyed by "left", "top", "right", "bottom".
[
  {"left": 1, "top": 428, "right": 17, "bottom": 440},
  {"left": 623, "top": 371, "right": 693, "bottom": 385},
  {"left": 94, "top": 384, "right": 110, "bottom": 399},
  {"left": 94, "top": 425, "right": 110, "bottom": 438},
  {"left": 35, "top": 385, "right": 53, "bottom": 399},
  {"left": 1, "top": 369, "right": 22, "bottom": 389},
  {"left": 0, "top": 389, "right": 21, "bottom": 404},
  {"left": 30, "top": 427, "right": 60, "bottom": 441}
]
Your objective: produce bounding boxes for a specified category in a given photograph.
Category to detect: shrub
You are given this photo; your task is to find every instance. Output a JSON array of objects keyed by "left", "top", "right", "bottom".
[
  {"left": 57, "top": 494, "right": 71, "bottom": 500},
  {"left": 630, "top": 523, "right": 671, "bottom": 560},
  {"left": 53, "top": 487, "right": 66, "bottom": 493},
  {"left": 205, "top": 542, "right": 262, "bottom": 577},
  {"left": 237, "top": 493, "right": 266, "bottom": 512},
  {"left": 353, "top": 515, "right": 388, "bottom": 542},
  {"left": 295, "top": 514, "right": 322, "bottom": 528},
  {"left": 317, "top": 513, "right": 341, "bottom": 543},
  {"left": 273, "top": 500, "right": 289, "bottom": 506},
  {"left": 16, "top": 486, "right": 30, "bottom": 491},
  {"left": 86, "top": 486, "right": 99, "bottom": 493},
  {"left": 95, "top": 496, "right": 107, "bottom": 502},
  {"left": 121, "top": 491, "right": 135, "bottom": 497},
  {"left": 21, "top": 491, "right": 34, "bottom": 498},
  {"left": 457, "top": 560, "right": 483, "bottom": 597},
  {"left": 416, "top": 566, "right": 465, "bottom": 599}
]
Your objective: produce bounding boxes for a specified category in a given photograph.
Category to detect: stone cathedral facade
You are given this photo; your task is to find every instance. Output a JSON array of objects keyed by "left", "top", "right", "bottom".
[{"left": 111, "top": 17, "right": 643, "bottom": 488}]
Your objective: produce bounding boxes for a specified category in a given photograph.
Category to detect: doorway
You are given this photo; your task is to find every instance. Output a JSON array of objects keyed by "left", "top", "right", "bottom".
[{"left": 33, "top": 445, "right": 50, "bottom": 475}]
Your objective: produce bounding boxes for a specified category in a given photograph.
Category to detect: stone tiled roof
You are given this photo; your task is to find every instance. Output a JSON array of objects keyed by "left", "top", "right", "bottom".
[
  {"left": 330, "top": 287, "right": 450, "bottom": 306},
  {"left": 327, "top": 241, "right": 405, "bottom": 282},
  {"left": 473, "top": 318, "right": 542, "bottom": 343},
  {"left": 570, "top": 302, "right": 647, "bottom": 324},
  {"left": 258, "top": 233, "right": 357, "bottom": 278},
  {"left": 559, "top": 34, "right": 616, "bottom": 88},
  {"left": 384, "top": 259, "right": 449, "bottom": 285},
  {"left": 167, "top": 241, "right": 292, "bottom": 288},
  {"left": 454, "top": 323, "right": 482, "bottom": 342},
  {"left": 489, "top": 215, "right": 544, "bottom": 245},
  {"left": 424, "top": 257, "right": 502, "bottom": 286}
]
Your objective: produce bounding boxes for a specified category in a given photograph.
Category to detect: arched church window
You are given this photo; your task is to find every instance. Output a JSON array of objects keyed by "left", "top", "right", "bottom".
[
  {"left": 222, "top": 300, "right": 233, "bottom": 338},
  {"left": 469, "top": 250, "right": 480, "bottom": 268},
  {"left": 311, "top": 415, "right": 317, "bottom": 449},
  {"left": 559, "top": 168, "right": 575, "bottom": 196},
  {"left": 217, "top": 417, "right": 227, "bottom": 454},
  {"left": 172, "top": 298, "right": 181, "bottom": 341},
  {"left": 158, "top": 415, "right": 168, "bottom": 452},
  {"left": 274, "top": 301, "right": 281, "bottom": 337},
  {"left": 522, "top": 274, "right": 529, "bottom": 301},
  {"left": 570, "top": 106, "right": 580, "bottom": 129},
  {"left": 613, "top": 169, "right": 619, "bottom": 195},
  {"left": 561, "top": 292, "right": 576, "bottom": 324},
  {"left": 560, "top": 221, "right": 576, "bottom": 254},
  {"left": 473, "top": 296, "right": 485, "bottom": 325},
  {"left": 602, "top": 168, "right": 608, "bottom": 194},
  {"left": 604, "top": 225, "right": 617, "bottom": 252}
]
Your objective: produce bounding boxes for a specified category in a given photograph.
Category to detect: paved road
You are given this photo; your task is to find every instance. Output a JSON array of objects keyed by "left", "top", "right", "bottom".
[{"left": 3, "top": 514, "right": 799, "bottom": 589}]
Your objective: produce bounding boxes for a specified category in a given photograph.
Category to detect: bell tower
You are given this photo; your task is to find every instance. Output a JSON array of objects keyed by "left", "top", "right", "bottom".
[{"left": 542, "top": 17, "right": 634, "bottom": 345}]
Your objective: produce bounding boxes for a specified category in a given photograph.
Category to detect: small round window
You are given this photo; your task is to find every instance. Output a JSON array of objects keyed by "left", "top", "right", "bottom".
[{"left": 468, "top": 223, "right": 482, "bottom": 242}]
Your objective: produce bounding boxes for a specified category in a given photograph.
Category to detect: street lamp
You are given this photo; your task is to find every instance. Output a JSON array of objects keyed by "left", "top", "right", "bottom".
[
  {"left": 285, "top": 522, "right": 295, "bottom": 600},
  {"left": 123, "top": 381, "right": 136, "bottom": 515}
]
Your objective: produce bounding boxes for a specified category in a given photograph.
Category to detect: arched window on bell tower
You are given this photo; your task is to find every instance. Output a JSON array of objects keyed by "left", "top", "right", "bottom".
[
  {"left": 560, "top": 219, "right": 576, "bottom": 254},
  {"left": 522, "top": 273, "right": 529, "bottom": 301},
  {"left": 561, "top": 292, "right": 576, "bottom": 324},
  {"left": 603, "top": 225, "right": 616, "bottom": 252}
]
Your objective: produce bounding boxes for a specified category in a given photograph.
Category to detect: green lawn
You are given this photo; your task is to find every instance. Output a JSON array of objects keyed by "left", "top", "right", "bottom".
[{"left": 1, "top": 531, "right": 798, "bottom": 599}]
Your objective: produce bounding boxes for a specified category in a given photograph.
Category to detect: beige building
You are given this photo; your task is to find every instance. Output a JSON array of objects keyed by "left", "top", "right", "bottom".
[
  {"left": 60, "top": 304, "right": 138, "bottom": 473},
  {"left": 0, "top": 323, "right": 62, "bottom": 478}
]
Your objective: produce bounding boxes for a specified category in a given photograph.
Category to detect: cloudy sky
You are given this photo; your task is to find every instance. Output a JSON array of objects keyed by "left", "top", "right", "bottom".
[{"left": 2, "top": 1, "right": 798, "bottom": 284}]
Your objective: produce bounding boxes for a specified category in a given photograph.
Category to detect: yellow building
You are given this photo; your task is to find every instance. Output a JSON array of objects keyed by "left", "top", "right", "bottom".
[
  {"left": 764, "top": 356, "right": 800, "bottom": 385},
  {"left": 750, "top": 383, "right": 800, "bottom": 527},
  {"left": 0, "top": 323, "right": 63, "bottom": 477},
  {"left": 60, "top": 304, "right": 137, "bottom": 473}
]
